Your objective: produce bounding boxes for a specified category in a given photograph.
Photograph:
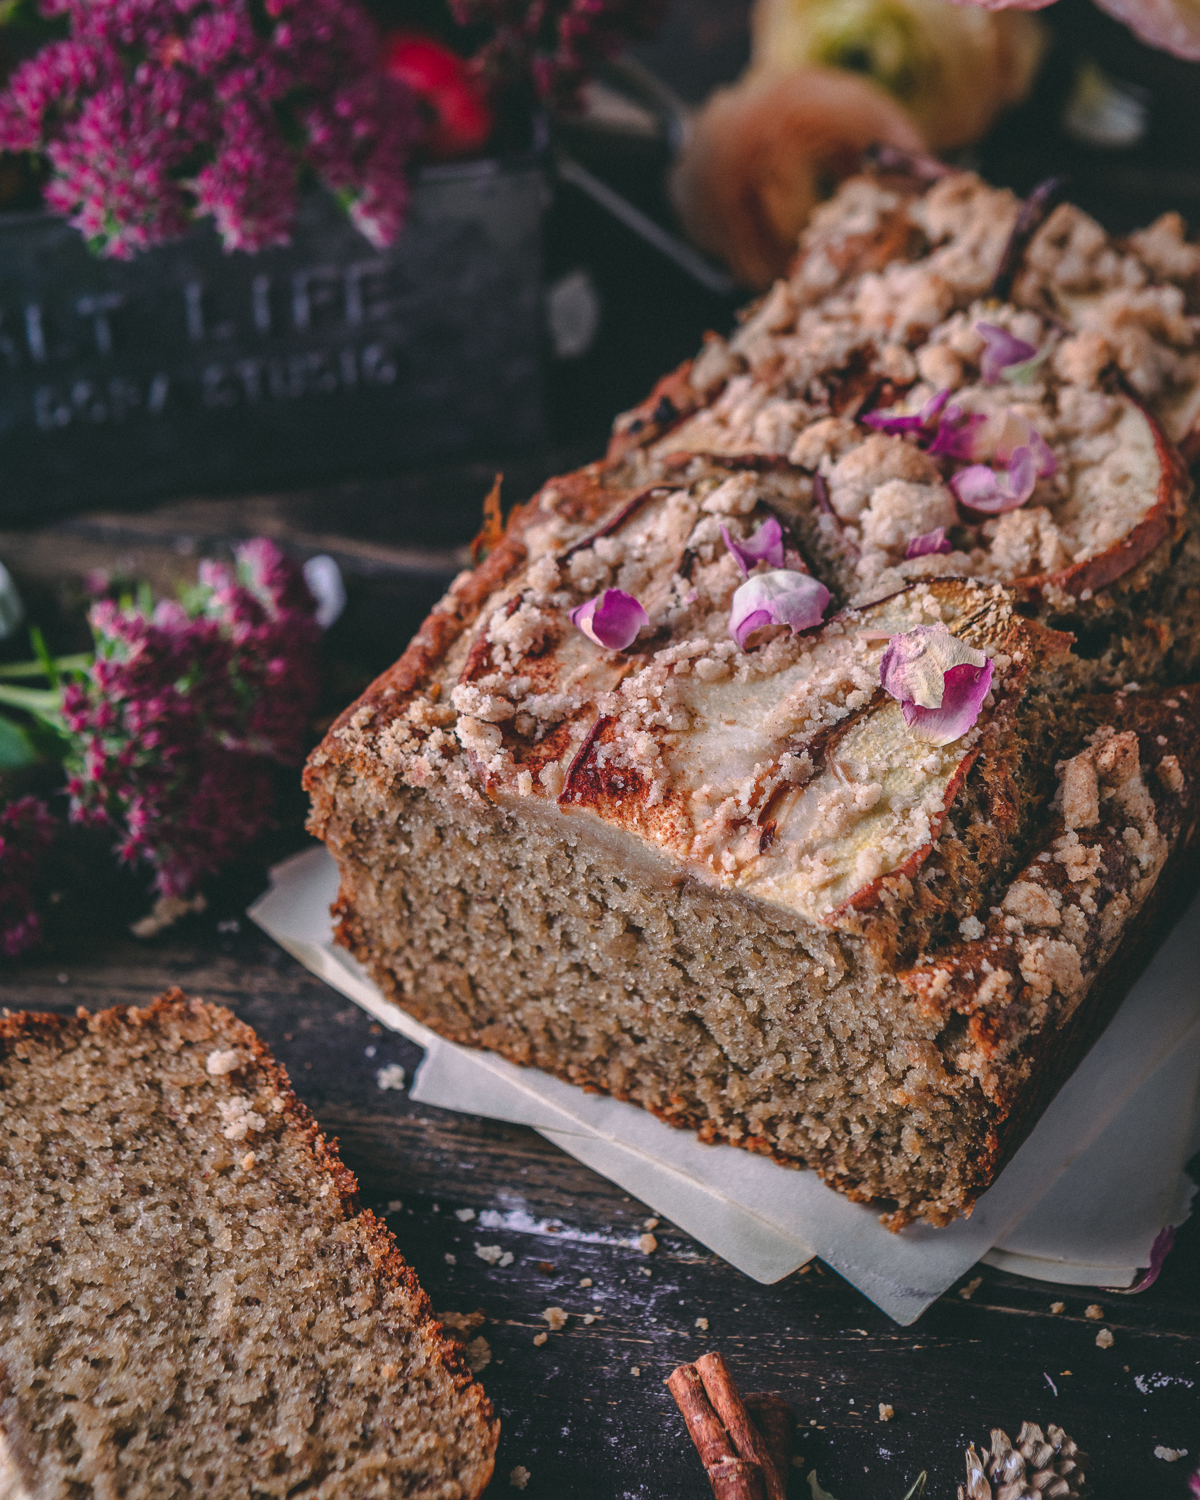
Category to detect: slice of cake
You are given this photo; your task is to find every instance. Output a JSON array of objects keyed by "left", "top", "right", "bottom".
[
  {"left": 306, "top": 169, "right": 1200, "bottom": 1228},
  {"left": 0, "top": 992, "right": 498, "bottom": 1499}
]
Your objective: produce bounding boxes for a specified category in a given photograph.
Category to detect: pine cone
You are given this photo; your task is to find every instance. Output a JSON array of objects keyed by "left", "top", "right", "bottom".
[{"left": 957, "top": 1423, "right": 1089, "bottom": 1500}]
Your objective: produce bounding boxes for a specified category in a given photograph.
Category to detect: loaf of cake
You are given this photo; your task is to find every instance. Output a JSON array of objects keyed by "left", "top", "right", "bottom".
[
  {"left": 0, "top": 993, "right": 498, "bottom": 1499},
  {"left": 306, "top": 166, "right": 1200, "bottom": 1228}
]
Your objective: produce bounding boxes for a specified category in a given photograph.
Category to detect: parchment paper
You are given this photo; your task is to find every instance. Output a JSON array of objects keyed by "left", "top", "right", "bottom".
[{"left": 248, "top": 844, "right": 1200, "bottom": 1324}]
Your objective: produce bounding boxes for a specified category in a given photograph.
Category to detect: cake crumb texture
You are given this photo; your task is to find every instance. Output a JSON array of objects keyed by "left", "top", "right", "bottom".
[{"left": 0, "top": 992, "right": 498, "bottom": 1500}]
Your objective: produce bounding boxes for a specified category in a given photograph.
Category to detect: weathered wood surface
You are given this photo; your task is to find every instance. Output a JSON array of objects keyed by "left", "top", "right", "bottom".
[
  {"left": 5, "top": 908, "right": 1199, "bottom": 1500},
  {"left": 2, "top": 494, "right": 1199, "bottom": 1499}
]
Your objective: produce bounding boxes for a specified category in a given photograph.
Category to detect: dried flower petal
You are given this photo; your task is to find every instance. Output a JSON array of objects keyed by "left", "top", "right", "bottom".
[
  {"left": 951, "top": 444, "right": 1041, "bottom": 515},
  {"left": 906, "top": 527, "right": 953, "bottom": 559},
  {"left": 880, "top": 624, "right": 993, "bottom": 745},
  {"left": 977, "top": 321, "right": 1039, "bottom": 383},
  {"left": 863, "top": 386, "right": 950, "bottom": 436},
  {"left": 570, "top": 589, "right": 648, "bottom": 651},
  {"left": 1122, "top": 1224, "right": 1176, "bottom": 1292},
  {"left": 927, "top": 404, "right": 987, "bottom": 460},
  {"left": 728, "top": 568, "right": 829, "bottom": 649},
  {"left": 721, "top": 515, "right": 785, "bottom": 577},
  {"left": 1093, "top": 0, "right": 1200, "bottom": 62}
]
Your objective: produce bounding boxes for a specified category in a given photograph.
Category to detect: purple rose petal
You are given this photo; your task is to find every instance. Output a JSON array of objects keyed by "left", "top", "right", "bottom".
[
  {"left": 863, "top": 386, "right": 951, "bottom": 436},
  {"left": 927, "top": 405, "right": 987, "bottom": 460},
  {"left": 905, "top": 527, "right": 953, "bottom": 559},
  {"left": 570, "top": 588, "right": 648, "bottom": 651},
  {"left": 1112, "top": 1225, "right": 1176, "bottom": 1294},
  {"left": 977, "top": 321, "right": 1039, "bottom": 384},
  {"left": 729, "top": 568, "right": 829, "bottom": 650},
  {"left": 880, "top": 624, "right": 993, "bottom": 745},
  {"left": 721, "top": 515, "right": 785, "bottom": 578}
]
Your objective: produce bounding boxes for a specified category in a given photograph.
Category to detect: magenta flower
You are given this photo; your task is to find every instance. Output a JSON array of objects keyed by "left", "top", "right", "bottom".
[
  {"left": 62, "top": 539, "right": 321, "bottom": 896},
  {"left": 905, "top": 527, "right": 954, "bottom": 559},
  {"left": 728, "top": 569, "right": 829, "bottom": 650},
  {"left": 570, "top": 589, "right": 648, "bottom": 651},
  {"left": 721, "top": 515, "right": 785, "bottom": 577},
  {"left": 0, "top": 0, "right": 420, "bottom": 257},
  {"left": 0, "top": 796, "right": 57, "bottom": 959},
  {"left": 880, "top": 624, "right": 993, "bottom": 745}
]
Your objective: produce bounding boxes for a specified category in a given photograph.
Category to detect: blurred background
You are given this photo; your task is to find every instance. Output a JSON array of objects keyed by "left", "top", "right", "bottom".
[{"left": 1, "top": 0, "right": 1199, "bottom": 941}]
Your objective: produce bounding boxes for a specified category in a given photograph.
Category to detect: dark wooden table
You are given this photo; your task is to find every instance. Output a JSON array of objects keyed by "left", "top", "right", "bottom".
[{"left": 4, "top": 492, "right": 1200, "bottom": 1500}]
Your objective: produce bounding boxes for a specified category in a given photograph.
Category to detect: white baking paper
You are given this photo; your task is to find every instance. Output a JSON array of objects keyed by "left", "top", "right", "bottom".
[{"left": 248, "top": 844, "right": 1200, "bottom": 1324}]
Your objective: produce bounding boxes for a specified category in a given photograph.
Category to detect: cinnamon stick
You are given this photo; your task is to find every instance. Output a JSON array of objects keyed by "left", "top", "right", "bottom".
[
  {"left": 745, "top": 1393, "right": 795, "bottom": 1490},
  {"left": 667, "top": 1364, "right": 737, "bottom": 1470},
  {"left": 695, "top": 1354, "right": 788, "bottom": 1500},
  {"left": 708, "top": 1458, "right": 767, "bottom": 1500}
]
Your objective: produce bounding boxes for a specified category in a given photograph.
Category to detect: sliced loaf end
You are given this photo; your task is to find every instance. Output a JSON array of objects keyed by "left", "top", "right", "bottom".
[{"left": 0, "top": 990, "right": 498, "bottom": 1500}]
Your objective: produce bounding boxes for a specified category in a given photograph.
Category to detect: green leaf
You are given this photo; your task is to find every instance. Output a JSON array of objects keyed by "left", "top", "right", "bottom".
[
  {"left": 0, "top": 682, "right": 59, "bottom": 714},
  {"left": 901, "top": 1474, "right": 928, "bottom": 1500},
  {"left": 808, "top": 1473, "right": 839, "bottom": 1500},
  {"left": 28, "top": 624, "right": 58, "bottom": 689},
  {"left": 0, "top": 653, "right": 90, "bottom": 679},
  {"left": 0, "top": 712, "right": 38, "bottom": 769}
]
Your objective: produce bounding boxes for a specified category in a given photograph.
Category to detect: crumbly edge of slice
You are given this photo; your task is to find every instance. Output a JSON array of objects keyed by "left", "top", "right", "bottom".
[{"left": 0, "top": 992, "right": 499, "bottom": 1500}]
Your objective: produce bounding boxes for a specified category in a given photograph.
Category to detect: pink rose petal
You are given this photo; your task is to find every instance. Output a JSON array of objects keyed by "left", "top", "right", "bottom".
[
  {"left": 721, "top": 515, "right": 785, "bottom": 577},
  {"left": 977, "top": 321, "right": 1039, "bottom": 384},
  {"left": 570, "top": 588, "right": 648, "bottom": 651},
  {"left": 905, "top": 527, "right": 953, "bottom": 559},
  {"left": 951, "top": 442, "right": 1041, "bottom": 515},
  {"left": 1093, "top": 0, "right": 1200, "bottom": 60},
  {"left": 880, "top": 624, "right": 993, "bottom": 745},
  {"left": 729, "top": 568, "right": 829, "bottom": 650}
]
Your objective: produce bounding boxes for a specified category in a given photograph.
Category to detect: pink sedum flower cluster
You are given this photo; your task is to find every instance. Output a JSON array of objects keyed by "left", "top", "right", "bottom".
[
  {"left": 0, "top": 0, "right": 420, "bottom": 257},
  {"left": 451, "top": 0, "right": 665, "bottom": 108},
  {"left": 0, "top": 795, "right": 57, "bottom": 958},
  {"left": 62, "top": 538, "right": 321, "bottom": 897}
]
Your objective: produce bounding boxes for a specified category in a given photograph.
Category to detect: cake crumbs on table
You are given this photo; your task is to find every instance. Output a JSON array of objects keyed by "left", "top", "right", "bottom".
[
  {"left": 1096, "top": 1328, "right": 1115, "bottom": 1348},
  {"left": 532, "top": 1332, "right": 548, "bottom": 1347},
  {"left": 639, "top": 1233, "right": 658, "bottom": 1253},
  {"left": 541, "top": 1307, "right": 568, "bottom": 1330},
  {"left": 509, "top": 1465, "right": 531, "bottom": 1489},
  {"left": 1050, "top": 1301, "right": 1065, "bottom": 1314},
  {"left": 958, "top": 1276, "right": 983, "bottom": 1300},
  {"left": 1084, "top": 1304, "right": 1103, "bottom": 1319},
  {"left": 879, "top": 1404, "right": 894, "bottom": 1421},
  {"left": 695, "top": 1317, "right": 709, "bottom": 1330}
]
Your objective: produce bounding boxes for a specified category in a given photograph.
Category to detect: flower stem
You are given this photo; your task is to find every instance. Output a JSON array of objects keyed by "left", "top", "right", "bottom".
[{"left": 0, "top": 654, "right": 91, "bottom": 679}]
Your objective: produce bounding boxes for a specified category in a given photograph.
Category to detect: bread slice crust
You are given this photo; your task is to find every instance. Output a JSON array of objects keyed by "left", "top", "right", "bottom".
[{"left": 0, "top": 992, "right": 498, "bottom": 1500}]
